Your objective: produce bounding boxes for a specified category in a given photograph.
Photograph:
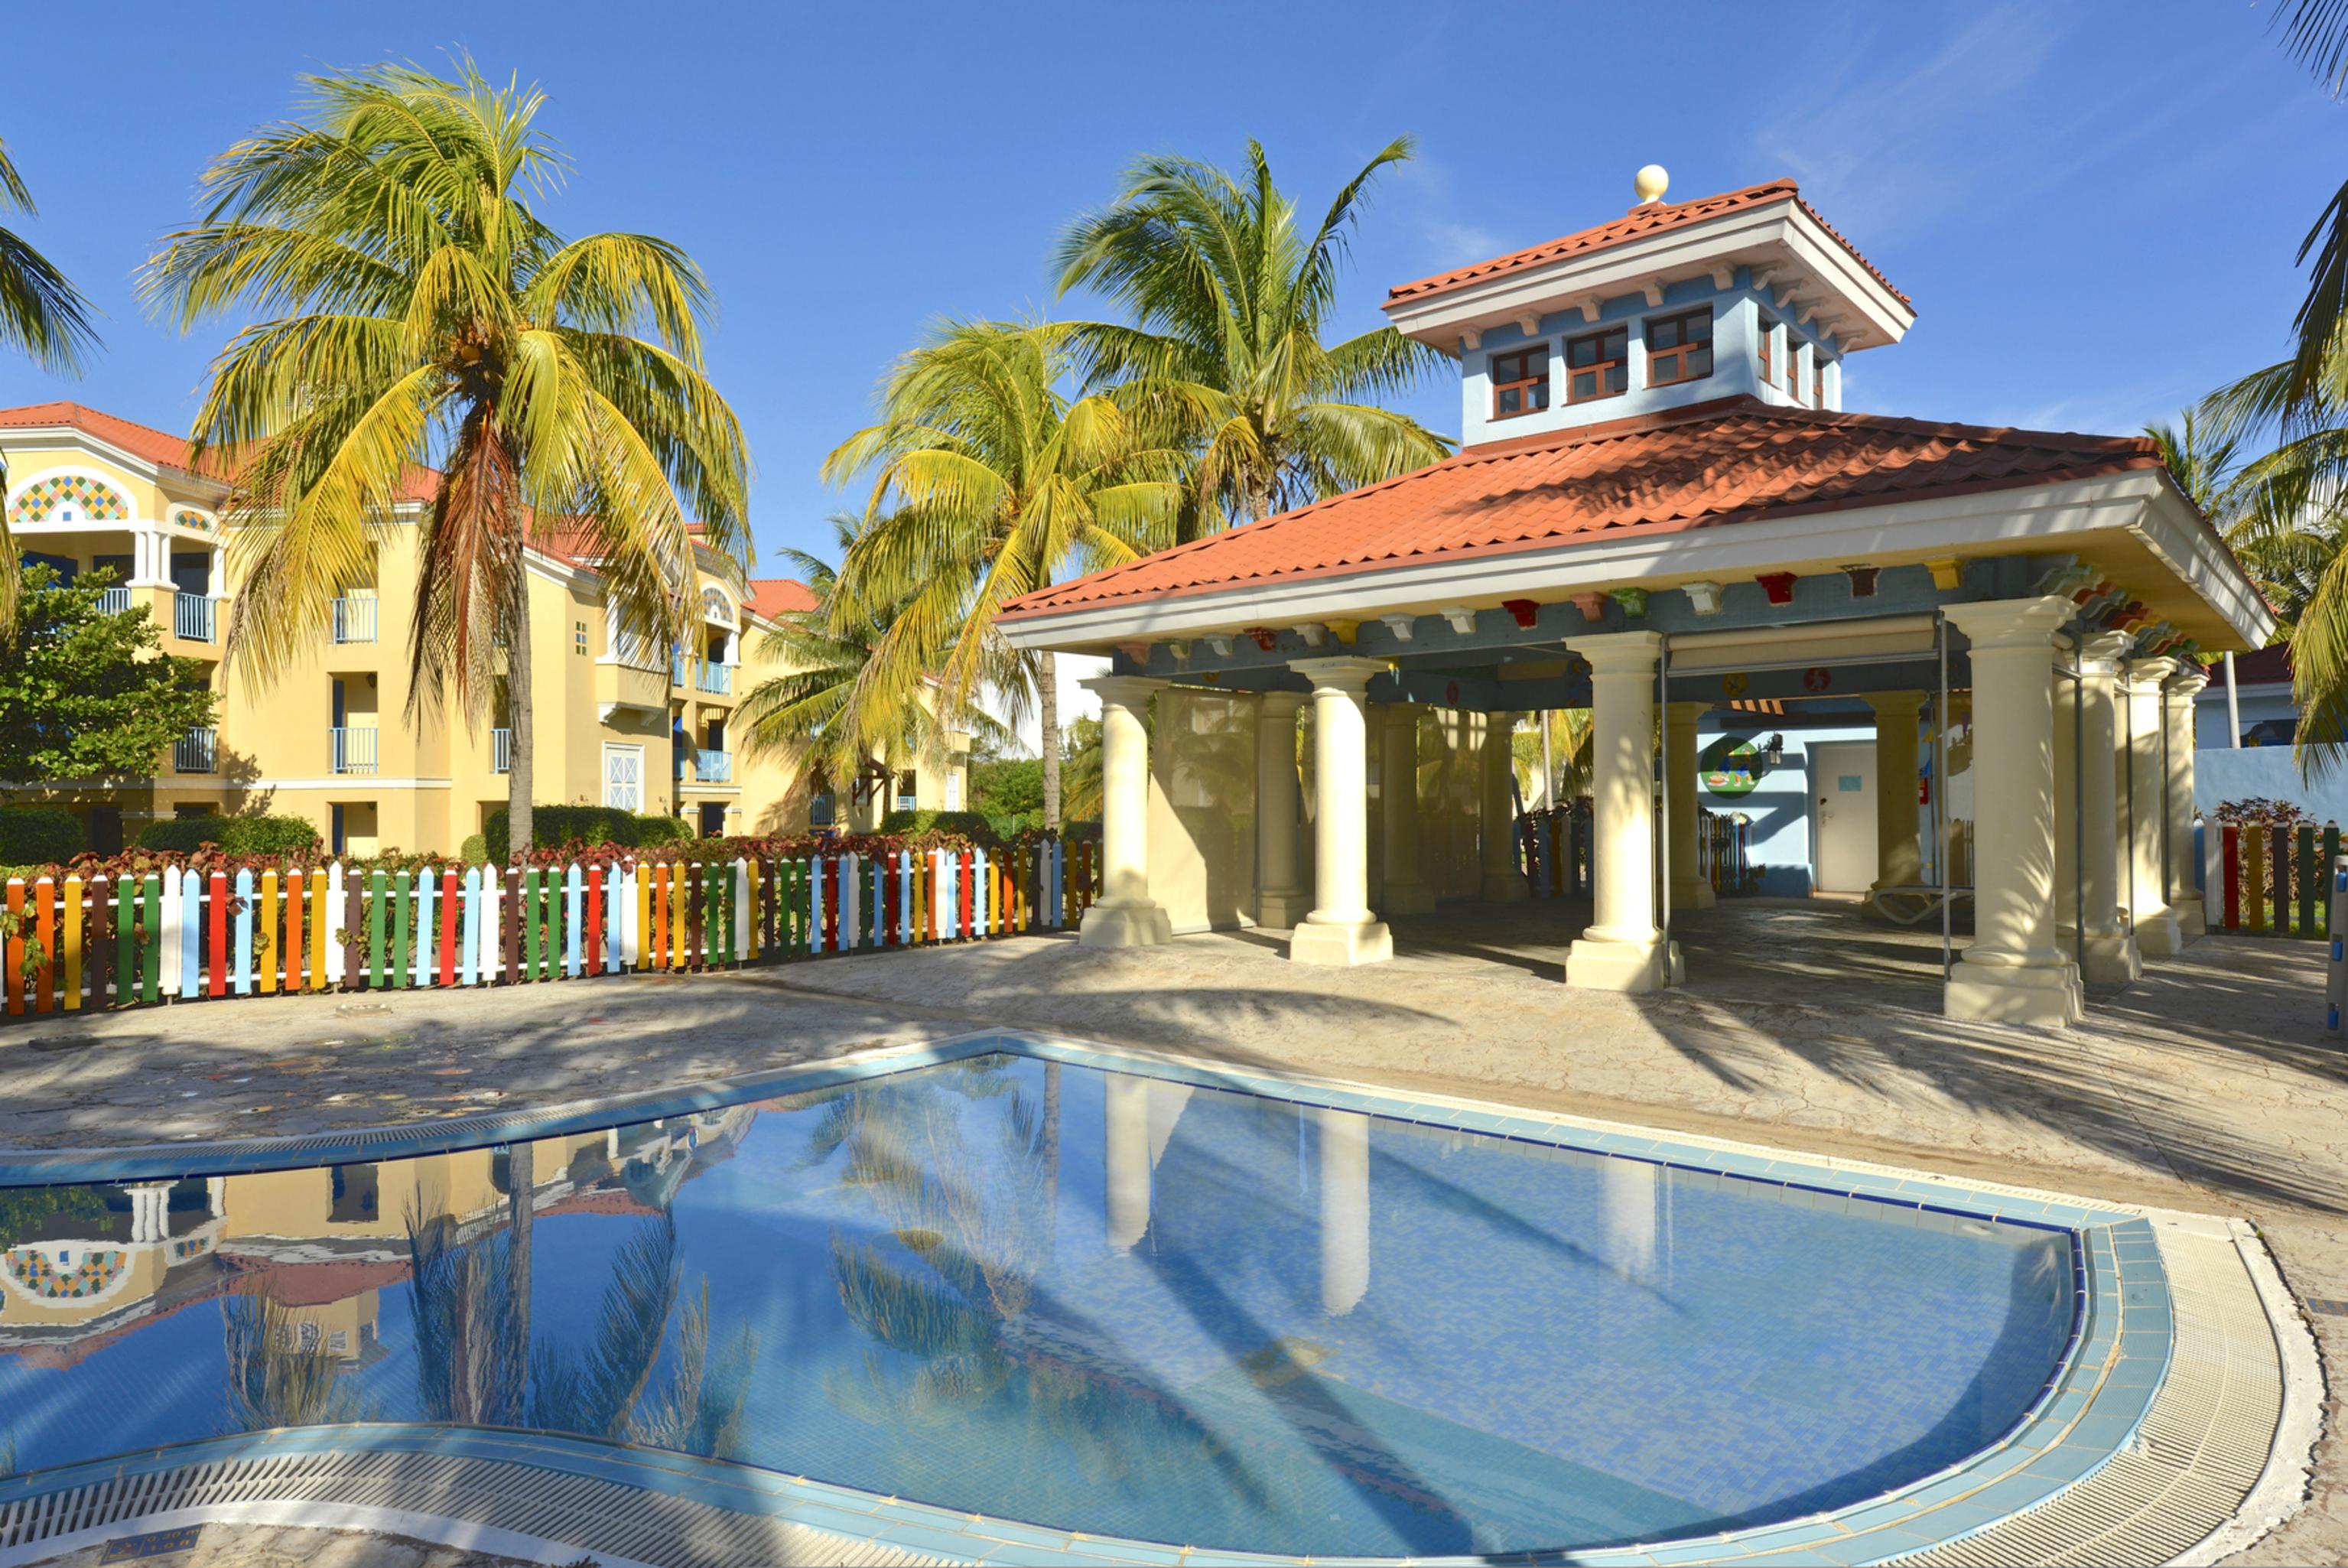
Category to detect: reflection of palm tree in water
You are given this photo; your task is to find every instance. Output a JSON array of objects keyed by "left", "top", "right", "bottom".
[
  {"left": 222, "top": 1286, "right": 375, "bottom": 1433},
  {"left": 815, "top": 1060, "right": 1241, "bottom": 1501},
  {"left": 405, "top": 1143, "right": 757, "bottom": 1458}
]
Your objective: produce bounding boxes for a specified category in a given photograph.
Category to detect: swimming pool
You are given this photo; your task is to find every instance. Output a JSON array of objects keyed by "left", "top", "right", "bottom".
[{"left": 0, "top": 1039, "right": 2119, "bottom": 1560}]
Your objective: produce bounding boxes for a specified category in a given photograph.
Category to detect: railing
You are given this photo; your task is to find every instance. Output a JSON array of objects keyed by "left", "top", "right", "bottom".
[
  {"left": 331, "top": 727, "right": 379, "bottom": 776},
  {"left": 332, "top": 597, "right": 379, "bottom": 644},
  {"left": 695, "top": 749, "right": 733, "bottom": 783},
  {"left": 493, "top": 727, "right": 512, "bottom": 774},
  {"left": 1, "top": 841, "right": 1102, "bottom": 1017},
  {"left": 1514, "top": 805, "right": 1753, "bottom": 899},
  {"left": 2196, "top": 815, "right": 2339, "bottom": 938},
  {"left": 696, "top": 660, "right": 732, "bottom": 696},
  {"left": 672, "top": 648, "right": 690, "bottom": 688},
  {"left": 96, "top": 586, "right": 132, "bottom": 616},
  {"left": 174, "top": 728, "right": 217, "bottom": 775},
  {"left": 173, "top": 593, "right": 223, "bottom": 643}
]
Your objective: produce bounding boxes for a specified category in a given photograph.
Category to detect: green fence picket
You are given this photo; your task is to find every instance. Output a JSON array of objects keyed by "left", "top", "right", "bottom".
[
  {"left": 522, "top": 868, "right": 541, "bottom": 979},
  {"left": 390, "top": 874, "right": 412, "bottom": 987}
]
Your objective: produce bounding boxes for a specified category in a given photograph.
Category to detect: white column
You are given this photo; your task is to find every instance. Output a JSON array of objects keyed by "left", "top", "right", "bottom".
[
  {"left": 1569, "top": 632, "right": 1673, "bottom": 992},
  {"left": 1863, "top": 692, "right": 1925, "bottom": 908},
  {"left": 1666, "top": 702, "right": 1715, "bottom": 911},
  {"left": 1602, "top": 1160, "right": 1658, "bottom": 1283},
  {"left": 1941, "top": 598, "right": 2083, "bottom": 1026},
  {"left": 1289, "top": 657, "right": 1393, "bottom": 966},
  {"left": 2124, "top": 657, "right": 2183, "bottom": 956},
  {"left": 1316, "top": 1108, "right": 1370, "bottom": 1315},
  {"left": 2166, "top": 665, "right": 2208, "bottom": 937},
  {"left": 2065, "top": 633, "right": 2140, "bottom": 982},
  {"left": 1380, "top": 704, "right": 1434, "bottom": 915},
  {"left": 1254, "top": 691, "right": 1311, "bottom": 928},
  {"left": 205, "top": 545, "right": 224, "bottom": 598},
  {"left": 1104, "top": 1074, "right": 1151, "bottom": 1251},
  {"left": 1078, "top": 676, "right": 1173, "bottom": 948},
  {"left": 1479, "top": 711, "right": 1529, "bottom": 902},
  {"left": 128, "top": 526, "right": 169, "bottom": 587}
]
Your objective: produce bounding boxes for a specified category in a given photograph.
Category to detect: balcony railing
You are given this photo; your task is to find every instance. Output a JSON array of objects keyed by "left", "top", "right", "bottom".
[
  {"left": 174, "top": 593, "right": 223, "bottom": 643},
  {"left": 174, "top": 727, "right": 218, "bottom": 774},
  {"left": 332, "top": 596, "right": 379, "bottom": 643},
  {"left": 493, "top": 727, "right": 512, "bottom": 773},
  {"left": 696, "top": 660, "right": 732, "bottom": 695},
  {"left": 96, "top": 586, "right": 132, "bottom": 616},
  {"left": 331, "top": 726, "right": 379, "bottom": 776},
  {"left": 672, "top": 647, "right": 689, "bottom": 688},
  {"left": 695, "top": 748, "right": 733, "bottom": 784}
]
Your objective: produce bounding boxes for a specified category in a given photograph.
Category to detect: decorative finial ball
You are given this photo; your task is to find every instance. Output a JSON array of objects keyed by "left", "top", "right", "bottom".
[{"left": 1634, "top": 164, "right": 1670, "bottom": 204}]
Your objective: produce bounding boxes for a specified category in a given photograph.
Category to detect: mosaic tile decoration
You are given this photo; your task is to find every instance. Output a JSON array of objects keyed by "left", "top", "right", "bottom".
[
  {"left": 8, "top": 473, "right": 129, "bottom": 525},
  {"left": 5, "top": 1245, "right": 126, "bottom": 1300},
  {"left": 168, "top": 507, "right": 214, "bottom": 533}
]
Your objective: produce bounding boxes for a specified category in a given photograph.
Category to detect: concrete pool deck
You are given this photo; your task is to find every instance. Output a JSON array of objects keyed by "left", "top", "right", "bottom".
[{"left": 1, "top": 896, "right": 2341, "bottom": 1564}]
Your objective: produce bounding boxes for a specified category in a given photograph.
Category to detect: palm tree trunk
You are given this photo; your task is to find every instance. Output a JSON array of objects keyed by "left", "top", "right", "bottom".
[
  {"left": 1039, "top": 649, "right": 1062, "bottom": 831},
  {"left": 1043, "top": 1060, "right": 1060, "bottom": 1264},
  {"left": 506, "top": 1137, "right": 534, "bottom": 1420},
  {"left": 506, "top": 565, "right": 535, "bottom": 856}
]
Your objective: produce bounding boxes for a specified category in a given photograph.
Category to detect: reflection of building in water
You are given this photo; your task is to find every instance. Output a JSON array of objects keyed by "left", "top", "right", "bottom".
[
  {"left": 1103, "top": 1078, "right": 1194, "bottom": 1253},
  {"left": 0, "top": 1105, "right": 758, "bottom": 1368},
  {"left": 1317, "top": 1109, "right": 1370, "bottom": 1316}
]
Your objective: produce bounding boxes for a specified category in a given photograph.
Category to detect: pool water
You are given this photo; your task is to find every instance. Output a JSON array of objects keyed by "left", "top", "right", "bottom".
[{"left": 0, "top": 1053, "right": 2075, "bottom": 1556}]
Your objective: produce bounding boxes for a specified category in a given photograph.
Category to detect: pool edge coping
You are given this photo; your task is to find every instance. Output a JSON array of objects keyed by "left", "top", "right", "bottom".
[{"left": 0, "top": 1025, "right": 2308, "bottom": 1566}]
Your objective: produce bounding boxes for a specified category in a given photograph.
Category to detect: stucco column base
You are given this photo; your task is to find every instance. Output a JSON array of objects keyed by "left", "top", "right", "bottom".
[
  {"left": 1381, "top": 880, "right": 1436, "bottom": 916},
  {"left": 2078, "top": 932, "right": 2143, "bottom": 985},
  {"left": 1254, "top": 889, "right": 1314, "bottom": 929},
  {"left": 1290, "top": 916, "right": 1393, "bottom": 966},
  {"left": 2171, "top": 896, "right": 2206, "bottom": 939},
  {"left": 1079, "top": 902, "right": 1173, "bottom": 948},
  {"left": 1481, "top": 870, "right": 1530, "bottom": 903},
  {"left": 1944, "top": 957, "right": 2083, "bottom": 1026},
  {"left": 2135, "top": 909, "right": 2184, "bottom": 958},
  {"left": 1673, "top": 877, "right": 1718, "bottom": 911},
  {"left": 1568, "top": 932, "right": 1675, "bottom": 993}
]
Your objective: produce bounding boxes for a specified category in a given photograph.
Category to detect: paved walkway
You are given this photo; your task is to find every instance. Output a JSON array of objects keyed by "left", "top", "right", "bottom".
[{"left": 2, "top": 899, "right": 2341, "bottom": 1563}]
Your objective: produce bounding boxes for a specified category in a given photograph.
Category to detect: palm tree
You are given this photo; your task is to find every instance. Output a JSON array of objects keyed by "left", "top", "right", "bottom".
[
  {"left": 141, "top": 60, "right": 750, "bottom": 854},
  {"left": 1052, "top": 138, "right": 1452, "bottom": 538},
  {"left": 0, "top": 137, "right": 102, "bottom": 625},
  {"left": 824, "top": 320, "right": 1185, "bottom": 828}
]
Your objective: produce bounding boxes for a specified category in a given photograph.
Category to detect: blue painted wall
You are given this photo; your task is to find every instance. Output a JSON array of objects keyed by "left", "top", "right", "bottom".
[{"left": 1694, "top": 714, "right": 1933, "bottom": 896}]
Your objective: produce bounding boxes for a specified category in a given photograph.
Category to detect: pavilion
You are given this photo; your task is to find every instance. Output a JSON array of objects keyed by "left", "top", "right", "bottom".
[{"left": 997, "top": 168, "right": 2272, "bottom": 1026}]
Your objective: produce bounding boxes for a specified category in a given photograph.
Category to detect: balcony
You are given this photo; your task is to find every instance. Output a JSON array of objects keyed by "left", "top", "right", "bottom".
[
  {"left": 493, "top": 727, "right": 512, "bottom": 773},
  {"left": 96, "top": 586, "right": 132, "bottom": 616},
  {"left": 695, "top": 660, "right": 733, "bottom": 696},
  {"left": 672, "top": 647, "right": 690, "bottom": 688},
  {"left": 694, "top": 749, "right": 733, "bottom": 784},
  {"left": 174, "top": 593, "right": 223, "bottom": 643},
  {"left": 174, "top": 727, "right": 218, "bottom": 774},
  {"left": 332, "top": 596, "right": 379, "bottom": 644},
  {"left": 331, "top": 726, "right": 379, "bottom": 776}
]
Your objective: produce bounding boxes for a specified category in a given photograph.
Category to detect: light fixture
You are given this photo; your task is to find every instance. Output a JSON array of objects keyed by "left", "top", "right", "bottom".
[{"left": 1764, "top": 733, "right": 1785, "bottom": 766}]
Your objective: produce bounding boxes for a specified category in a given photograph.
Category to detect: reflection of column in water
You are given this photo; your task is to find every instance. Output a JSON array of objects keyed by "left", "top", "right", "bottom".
[
  {"left": 1104, "top": 1075, "right": 1153, "bottom": 1252},
  {"left": 1318, "top": 1108, "right": 1370, "bottom": 1315},
  {"left": 1602, "top": 1159, "right": 1657, "bottom": 1283}
]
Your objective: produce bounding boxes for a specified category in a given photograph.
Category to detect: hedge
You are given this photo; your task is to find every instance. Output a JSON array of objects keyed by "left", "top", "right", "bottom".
[
  {"left": 135, "top": 813, "right": 321, "bottom": 857},
  {"left": 880, "top": 809, "right": 996, "bottom": 839},
  {"left": 0, "top": 807, "right": 84, "bottom": 868},
  {"left": 483, "top": 805, "right": 697, "bottom": 860}
]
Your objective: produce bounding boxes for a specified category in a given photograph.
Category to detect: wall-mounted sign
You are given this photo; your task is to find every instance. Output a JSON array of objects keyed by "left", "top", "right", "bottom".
[{"left": 1699, "top": 734, "right": 1768, "bottom": 798}]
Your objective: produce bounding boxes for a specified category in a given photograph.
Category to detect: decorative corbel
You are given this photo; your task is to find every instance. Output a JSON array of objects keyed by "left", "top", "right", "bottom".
[
  {"left": 1202, "top": 634, "right": 1234, "bottom": 658},
  {"left": 1293, "top": 623, "right": 1327, "bottom": 648},
  {"left": 1378, "top": 613, "right": 1416, "bottom": 642},
  {"left": 1614, "top": 587, "right": 1650, "bottom": 617},
  {"left": 1924, "top": 558, "right": 1966, "bottom": 590},
  {"left": 2032, "top": 562, "right": 2096, "bottom": 598},
  {"left": 1515, "top": 314, "right": 1542, "bottom": 339},
  {"left": 1325, "top": 619, "right": 1359, "bottom": 646},
  {"left": 1641, "top": 278, "right": 1666, "bottom": 307},
  {"left": 1577, "top": 297, "right": 1603, "bottom": 323},
  {"left": 1748, "top": 265, "right": 1779, "bottom": 291},
  {"left": 1117, "top": 640, "right": 1153, "bottom": 666},
  {"left": 1439, "top": 606, "right": 1478, "bottom": 635},
  {"left": 1710, "top": 265, "right": 1736, "bottom": 290},
  {"left": 1243, "top": 626, "right": 1281, "bottom": 652},
  {"left": 1839, "top": 565, "right": 1879, "bottom": 599},
  {"left": 1569, "top": 591, "right": 1610, "bottom": 621},
  {"left": 1460, "top": 327, "right": 1483, "bottom": 353},
  {"left": 1500, "top": 598, "right": 1540, "bottom": 629},
  {"left": 1754, "top": 573, "right": 1797, "bottom": 607},
  {"left": 1166, "top": 639, "right": 1192, "bottom": 664},
  {"left": 1682, "top": 580, "right": 1725, "bottom": 614}
]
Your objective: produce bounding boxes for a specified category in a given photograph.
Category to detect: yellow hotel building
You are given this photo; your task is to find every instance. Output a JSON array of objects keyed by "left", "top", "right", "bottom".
[{"left": 0, "top": 402, "right": 964, "bottom": 855}]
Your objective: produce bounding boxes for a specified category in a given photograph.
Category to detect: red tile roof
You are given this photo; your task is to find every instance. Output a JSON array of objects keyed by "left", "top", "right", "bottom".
[
  {"left": 999, "top": 397, "right": 2161, "bottom": 620},
  {"left": 1384, "top": 179, "right": 1911, "bottom": 311},
  {"left": 2224, "top": 643, "right": 2291, "bottom": 685},
  {"left": 0, "top": 400, "right": 214, "bottom": 475},
  {"left": 746, "top": 577, "right": 818, "bottom": 620}
]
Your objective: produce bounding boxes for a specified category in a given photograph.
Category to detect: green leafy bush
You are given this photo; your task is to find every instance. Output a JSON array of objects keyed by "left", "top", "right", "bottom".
[
  {"left": 968, "top": 758, "right": 1043, "bottom": 820},
  {"left": 482, "top": 805, "right": 697, "bottom": 860},
  {"left": 0, "top": 806, "right": 84, "bottom": 867},
  {"left": 632, "top": 813, "right": 692, "bottom": 847},
  {"left": 460, "top": 833, "right": 488, "bottom": 864},
  {"left": 881, "top": 809, "right": 996, "bottom": 840},
  {"left": 135, "top": 813, "right": 321, "bottom": 857}
]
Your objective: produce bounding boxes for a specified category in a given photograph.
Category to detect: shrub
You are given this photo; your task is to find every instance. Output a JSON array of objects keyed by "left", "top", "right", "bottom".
[
  {"left": 882, "top": 809, "right": 996, "bottom": 840},
  {"left": 484, "top": 805, "right": 634, "bottom": 860},
  {"left": 460, "top": 833, "right": 489, "bottom": 864},
  {"left": 968, "top": 759, "right": 1043, "bottom": 820},
  {"left": 632, "top": 813, "right": 691, "bottom": 848},
  {"left": 0, "top": 806, "right": 84, "bottom": 867},
  {"left": 135, "top": 813, "right": 321, "bottom": 857}
]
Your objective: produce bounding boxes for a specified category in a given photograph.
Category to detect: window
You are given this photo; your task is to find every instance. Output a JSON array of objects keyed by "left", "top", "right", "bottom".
[
  {"left": 1786, "top": 335, "right": 1804, "bottom": 394},
  {"left": 1564, "top": 327, "right": 1629, "bottom": 403},
  {"left": 1489, "top": 346, "right": 1549, "bottom": 418},
  {"left": 1644, "top": 307, "right": 1713, "bottom": 387},
  {"left": 574, "top": 620, "right": 588, "bottom": 655},
  {"left": 1813, "top": 357, "right": 1826, "bottom": 408},
  {"left": 1757, "top": 317, "right": 1775, "bottom": 384}
]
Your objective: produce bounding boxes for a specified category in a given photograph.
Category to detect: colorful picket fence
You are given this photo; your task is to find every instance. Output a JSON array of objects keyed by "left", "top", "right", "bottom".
[
  {"left": 2194, "top": 817, "right": 2339, "bottom": 939},
  {"left": 1514, "top": 808, "right": 1751, "bottom": 899},
  {"left": 1, "top": 842, "right": 1101, "bottom": 1018}
]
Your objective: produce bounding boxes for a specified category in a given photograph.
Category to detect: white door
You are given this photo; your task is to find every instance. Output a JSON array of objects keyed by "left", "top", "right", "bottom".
[
  {"left": 603, "top": 743, "right": 643, "bottom": 811},
  {"left": 1811, "top": 740, "right": 1878, "bottom": 893}
]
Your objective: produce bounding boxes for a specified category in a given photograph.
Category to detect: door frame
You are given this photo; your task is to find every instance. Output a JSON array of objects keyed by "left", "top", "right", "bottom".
[{"left": 1809, "top": 739, "right": 1879, "bottom": 893}]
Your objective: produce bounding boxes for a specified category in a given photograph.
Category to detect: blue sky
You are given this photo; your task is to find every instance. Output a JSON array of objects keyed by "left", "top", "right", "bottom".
[{"left": 1, "top": 0, "right": 2339, "bottom": 578}]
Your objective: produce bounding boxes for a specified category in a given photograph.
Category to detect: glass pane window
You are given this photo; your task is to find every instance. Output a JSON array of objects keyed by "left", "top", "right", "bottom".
[
  {"left": 1758, "top": 317, "right": 1775, "bottom": 384},
  {"left": 1490, "top": 346, "right": 1550, "bottom": 419},
  {"left": 1563, "top": 327, "right": 1628, "bottom": 404},
  {"left": 1645, "top": 307, "right": 1715, "bottom": 388},
  {"left": 1813, "top": 357, "right": 1826, "bottom": 407},
  {"left": 1787, "top": 335, "right": 1804, "bottom": 392}
]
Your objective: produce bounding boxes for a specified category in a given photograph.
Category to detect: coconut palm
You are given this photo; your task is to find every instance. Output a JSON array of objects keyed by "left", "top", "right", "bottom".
[
  {"left": 824, "top": 320, "right": 1186, "bottom": 828},
  {"left": 141, "top": 59, "right": 750, "bottom": 854},
  {"left": 0, "top": 137, "right": 102, "bottom": 626},
  {"left": 1052, "top": 138, "right": 1452, "bottom": 538}
]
